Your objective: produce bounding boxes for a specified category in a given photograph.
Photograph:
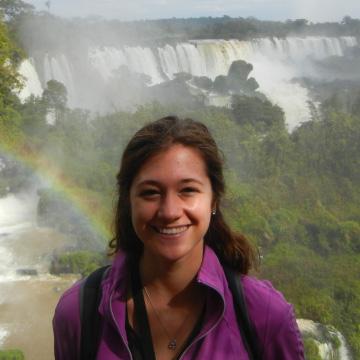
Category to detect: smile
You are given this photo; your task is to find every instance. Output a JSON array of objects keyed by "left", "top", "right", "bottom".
[{"left": 153, "top": 226, "right": 189, "bottom": 235}]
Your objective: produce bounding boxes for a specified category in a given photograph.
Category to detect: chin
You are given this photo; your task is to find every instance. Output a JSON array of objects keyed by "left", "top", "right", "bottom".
[{"left": 145, "top": 240, "right": 204, "bottom": 264}]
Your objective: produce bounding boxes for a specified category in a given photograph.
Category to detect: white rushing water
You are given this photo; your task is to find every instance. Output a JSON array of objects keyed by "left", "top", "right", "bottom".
[
  {"left": 0, "top": 191, "right": 38, "bottom": 282},
  {"left": 0, "top": 191, "right": 38, "bottom": 350},
  {"left": 0, "top": 187, "right": 79, "bottom": 358},
  {"left": 19, "top": 36, "right": 357, "bottom": 130},
  {"left": 298, "top": 319, "right": 353, "bottom": 360},
  {"left": 17, "top": 59, "right": 43, "bottom": 101},
  {"left": 0, "top": 327, "right": 9, "bottom": 347}
]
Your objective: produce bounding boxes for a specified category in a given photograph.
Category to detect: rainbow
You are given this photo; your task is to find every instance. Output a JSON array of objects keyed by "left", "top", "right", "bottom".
[{"left": 0, "top": 132, "right": 112, "bottom": 243}]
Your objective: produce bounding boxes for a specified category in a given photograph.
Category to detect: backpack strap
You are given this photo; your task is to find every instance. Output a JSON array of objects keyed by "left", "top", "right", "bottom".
[
  {"left": 79, "top": 264, "right": 261, "bottom": 360},
  {"left": 79, "top": 265, "right": 110, "bottom": 360},
  {"left": 223, "top": 266, "right": 262, "bottom": 360}
]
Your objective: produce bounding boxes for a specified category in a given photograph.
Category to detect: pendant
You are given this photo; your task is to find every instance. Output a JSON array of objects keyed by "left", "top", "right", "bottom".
[{"left": 168, "top": 339, "right": 177, "bottom": 350}]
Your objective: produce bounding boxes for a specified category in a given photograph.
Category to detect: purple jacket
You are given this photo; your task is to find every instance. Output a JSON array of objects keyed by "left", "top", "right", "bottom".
[{"left": 53, "top": 246, "right": 304, "bottom": 359}]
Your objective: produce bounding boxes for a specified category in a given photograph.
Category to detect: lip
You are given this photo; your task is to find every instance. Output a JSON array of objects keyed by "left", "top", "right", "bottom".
[{"left": 151, "top": 225, "right": 191, "bottom": 236}]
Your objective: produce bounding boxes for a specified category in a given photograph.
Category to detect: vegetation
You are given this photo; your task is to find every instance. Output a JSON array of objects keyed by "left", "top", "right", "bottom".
[
  {"left": 50, "top": 250, "right": 108, "bottom": 277},
  {"left": 0, "top": 10, "right": 23, "bottom": 148},
  {"left": 1, "top": 2, "right": 360, "bottom": 357},
  {"left": 0, "top": 349, "right": 25, "bottom": 360},
  {"left": 14, "top": 12, "right": 360, "bottom": 50},
  {"left": 2, "top": 91, "right": 358, "bottom": 356},
  {"left": 303, "top": 338, "right": 322, "bottom": 360}
]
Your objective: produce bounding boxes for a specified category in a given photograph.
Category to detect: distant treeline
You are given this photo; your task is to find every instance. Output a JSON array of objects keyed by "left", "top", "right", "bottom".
[
  {"left": 2, "top": 0, "right": 360, "bottom": 52},
  {"left": 16, "top": 14, "right": 360, "bottom": 51}
]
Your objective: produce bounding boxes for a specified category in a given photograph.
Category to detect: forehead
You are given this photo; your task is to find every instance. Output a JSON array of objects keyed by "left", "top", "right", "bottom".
[{"left": 132, "top": 144, "right": 209, "bottom": 185}]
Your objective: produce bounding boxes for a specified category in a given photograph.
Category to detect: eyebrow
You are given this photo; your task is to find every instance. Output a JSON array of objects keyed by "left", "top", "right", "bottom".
[{"left": 136, "top": 178, "right": 205, "bottom": 187}]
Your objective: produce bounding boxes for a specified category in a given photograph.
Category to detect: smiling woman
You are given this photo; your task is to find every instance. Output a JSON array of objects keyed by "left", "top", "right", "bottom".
[
  {"left": 129, "top": 144, "right": 213, "bottom": 266},
  {"left": 53, "top": 116, "right": 305, "bottom": 360}
]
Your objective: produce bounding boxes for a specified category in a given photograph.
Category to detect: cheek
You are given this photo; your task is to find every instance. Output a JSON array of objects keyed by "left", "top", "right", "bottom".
[{"left": 130, "top": 198, "right": 155, "bottom": 227}]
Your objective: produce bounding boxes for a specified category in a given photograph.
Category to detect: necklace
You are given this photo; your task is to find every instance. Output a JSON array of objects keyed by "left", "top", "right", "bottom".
[{"left": 143, "top": 286, "right": 192, "bottom": 351}]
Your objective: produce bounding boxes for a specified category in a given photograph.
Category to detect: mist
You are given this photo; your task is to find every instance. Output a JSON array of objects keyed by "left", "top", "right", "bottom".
[
  {"left": 26, "top": 0, "right": 360, "bottom": 22},
  {"left": 17, "top": 13, "right": 360, "bottom": 130},
  {"left": 1, "top": 1, "right": 360, "bottom": 358}
]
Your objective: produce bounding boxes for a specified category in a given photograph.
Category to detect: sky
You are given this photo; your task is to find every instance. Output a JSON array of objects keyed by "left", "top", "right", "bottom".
[{"left": 26, "top": 0, "right": 359, "bottom": 23}]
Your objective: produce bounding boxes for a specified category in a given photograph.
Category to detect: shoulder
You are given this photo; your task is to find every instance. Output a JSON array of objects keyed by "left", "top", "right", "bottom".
[
  {"left": 53, "top": 280, "right": 83, "bottom": 360},
  {"left": 242, "top": 276, "right": 304, "bottom": 359},
  {"left": 242, "top": 275, "right": 291, "bottom": 325},
  {"left": 54, "top": 279, "right": 83, "bottom": 328}
]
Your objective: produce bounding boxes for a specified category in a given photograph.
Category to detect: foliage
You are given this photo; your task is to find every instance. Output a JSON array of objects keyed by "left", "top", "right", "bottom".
[
  {"left": 50, "top": 250, "right": 107, "bottom": 277},
  {"left": 303, "top": 338, "right": 322, "bottom": 360},
  {"left": 1, "top": 11, "right": 360, "bottom": 356},
  {"left": 0, "top": 15, "right": 23, "bottom": 148},
  {"left": 0, "top": 349, "right": 25, "bottom": 360},
  {"left": 0, "top": 15, "right": 22, "bottom": 105},
  {"left": 14, "top": 13, "right": 360, "bottom": 51},
  {"left": 0, "top": 0, "right": 33, "bottom": 20},
  {"left": 231, "top": 95, "right": 285, "bottom": 132}
]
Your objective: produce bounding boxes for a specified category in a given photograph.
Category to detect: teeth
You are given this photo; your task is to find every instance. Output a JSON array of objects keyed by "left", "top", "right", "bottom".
[{"left": 157, "top": 226, "right": 188, "bottom": 235}]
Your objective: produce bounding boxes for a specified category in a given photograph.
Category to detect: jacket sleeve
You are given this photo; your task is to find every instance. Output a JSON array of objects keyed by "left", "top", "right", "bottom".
[
  {"left": 263, "top": 304, "right": 305, "bottom": 360},
  {"left": 53, "top": 282, "right": 82, "bottom": 360}
]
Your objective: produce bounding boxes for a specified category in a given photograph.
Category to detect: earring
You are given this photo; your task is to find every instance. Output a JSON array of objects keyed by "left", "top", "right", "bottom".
[{"left": 212, "top": 209, "right": 216, "bottom": 215}]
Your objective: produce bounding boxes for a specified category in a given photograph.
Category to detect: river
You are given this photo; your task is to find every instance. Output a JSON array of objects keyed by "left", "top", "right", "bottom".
[{"left": 0, "top": 190, "right": 79, "bottom": 359}]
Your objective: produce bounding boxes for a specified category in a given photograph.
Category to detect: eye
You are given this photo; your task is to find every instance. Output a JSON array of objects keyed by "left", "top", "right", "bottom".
[
  {"left": 139, "top": 189, "right": 160, "bottom": 198},
  {"left": 181, "top": 187, "right": 199, "bottom": 195}
]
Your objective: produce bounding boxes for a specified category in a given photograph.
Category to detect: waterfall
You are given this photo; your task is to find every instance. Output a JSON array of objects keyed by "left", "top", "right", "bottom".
[
  {"left": 0, "top": 191, "right": 38, "bottom": 282},
  {"left": 20, "top": 36, "right": 358, "bottom": 129},
  {"left": 43, "top": 54, "right": 78, "bottom": 107},
  {"left": 17, "top": 59, "right": 43, "bottom": 101},
  {"left": 0, "top": 189, "right": 39, "bottom": 348},
  {"left": 0, "top": 327, "right": 9, "bottom": 347},
  {"left": 297, "top": 319, "right": 353, "bottom": 360}
]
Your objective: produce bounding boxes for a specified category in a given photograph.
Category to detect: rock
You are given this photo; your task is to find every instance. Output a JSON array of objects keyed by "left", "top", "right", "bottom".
[{"left": 16, "top": 269, "right": 38, "bottom": 276}]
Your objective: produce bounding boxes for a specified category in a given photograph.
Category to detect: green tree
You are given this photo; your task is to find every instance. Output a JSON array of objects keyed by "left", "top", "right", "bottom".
[
  {"left": 0, "top": 15, "right": 23, "bottom": 146},
  {"left": 231, "top": 95, "right": 285, "bottom": 131},
  {"left": 0, "top": 0, "right": 33, "bottom": 18},
  {"left": 303, "top": 338, "right": 322, "bottom": 360},
  {"left": 42, "top": 79, "right": 67, "bottom": 123},
  {"left": 0, "top": 15, "right": 22, "bottom": 104},
  {"left": 0, "top": 349, "right": 25, "bottom": 359}
]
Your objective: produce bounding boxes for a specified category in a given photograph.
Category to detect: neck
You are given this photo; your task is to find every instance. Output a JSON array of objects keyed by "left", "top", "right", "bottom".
[{"left": 139, "top": 247, "right": 204, "bottom": 301}]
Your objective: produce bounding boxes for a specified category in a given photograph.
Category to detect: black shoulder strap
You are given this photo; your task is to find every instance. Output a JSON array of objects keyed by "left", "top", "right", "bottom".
[
  {"left": 131, "top": 261, "right": 156, "bottom": 360},
  {"left": 80, "top": 265, "right": 110, "bottom": 360},
  {"left": 79, "top": 264, "right": 261, "bottom": 360},
  {"left": 223, "top": 266, "right": 262, "bottom": 360}
]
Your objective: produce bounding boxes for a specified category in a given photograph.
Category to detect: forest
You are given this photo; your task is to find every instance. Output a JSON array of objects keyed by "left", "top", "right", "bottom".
[{"left": 1, "top": 1, "right": 360, "bottom": 359}]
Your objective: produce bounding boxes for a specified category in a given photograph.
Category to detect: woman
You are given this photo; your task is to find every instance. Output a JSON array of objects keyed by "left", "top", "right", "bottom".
[{"left": 53, "top": 116, "right": 304, "bottom": 359}]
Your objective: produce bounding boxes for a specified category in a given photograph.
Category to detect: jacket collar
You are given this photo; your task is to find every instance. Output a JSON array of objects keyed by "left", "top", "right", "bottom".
[
  {"left": 104, "top": 245, "right": 227, "bottom": 298},
  {"left": 99, "top": 245, "right": 227, "bottom": 336},
  {"left": 197, "top": 245, "right": 228, "bottom": 298}
]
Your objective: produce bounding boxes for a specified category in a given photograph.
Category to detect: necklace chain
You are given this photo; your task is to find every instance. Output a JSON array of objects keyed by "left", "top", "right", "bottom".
[{"left": 143, "top": 286, "right": 191, "bottom": 351}]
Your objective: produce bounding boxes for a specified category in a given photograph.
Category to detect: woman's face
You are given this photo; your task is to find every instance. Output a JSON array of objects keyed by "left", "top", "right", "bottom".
[{"left": 129, "top": 144, "right": 214, "bottom": 264}]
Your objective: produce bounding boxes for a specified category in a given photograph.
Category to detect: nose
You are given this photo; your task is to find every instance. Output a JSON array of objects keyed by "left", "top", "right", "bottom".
[{"left": 157, "top": 192, "right": 182, "bottom": 222}]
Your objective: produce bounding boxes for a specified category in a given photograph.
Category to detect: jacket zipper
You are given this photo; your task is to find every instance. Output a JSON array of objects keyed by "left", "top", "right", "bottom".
[
  {"left": 109, "top": 292, "right": 134, "bottom": 360},
  {"left": 178, "top": 281, "right": 226, "bottom": 360}
]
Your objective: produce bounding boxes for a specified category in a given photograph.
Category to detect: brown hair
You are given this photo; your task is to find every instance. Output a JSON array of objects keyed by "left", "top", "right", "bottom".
[{"left": 109, "top": 116, "right": 257, "bottom": 274}]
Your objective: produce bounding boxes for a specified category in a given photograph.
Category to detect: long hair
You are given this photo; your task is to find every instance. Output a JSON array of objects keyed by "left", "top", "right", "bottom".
[{"left": 109, "top": 116, "right": 258, "bottom": 274}]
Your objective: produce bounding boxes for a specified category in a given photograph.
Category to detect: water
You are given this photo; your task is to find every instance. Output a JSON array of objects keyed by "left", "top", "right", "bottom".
[
  {"left": 19, "top": 36, "right": 358, "bottom": 130},
  {"left": 297, "top": 319, "right": 352, "bottom": 360},
  {"left": 0, "top": 191, "right": 79, "bottom": 359},
  {"left": 0, "top": 191, "right": 38, "bottom": 282},
  {"left": 0, "top": 328, "right": 9, "bottom": 347}
]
